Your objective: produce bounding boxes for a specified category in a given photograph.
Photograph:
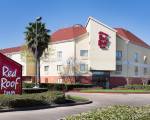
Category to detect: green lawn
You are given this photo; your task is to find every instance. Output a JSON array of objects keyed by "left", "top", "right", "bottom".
[{"left": 80, "top": 88, "right": 150, "bottom": 93}]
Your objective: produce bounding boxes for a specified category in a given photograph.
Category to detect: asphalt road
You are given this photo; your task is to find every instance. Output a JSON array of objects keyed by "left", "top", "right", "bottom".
[{"left": 0, "top": 92, "right": 150, "bottom": 120}]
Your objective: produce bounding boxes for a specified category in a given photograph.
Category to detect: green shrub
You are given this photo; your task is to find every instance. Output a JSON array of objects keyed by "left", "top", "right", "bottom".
[
  {"left": 23, "top": 88, "right": 48, "bottom": 94},
  {"left": 0, "top": 91, "right": 65, "bottom": 108},
  {"left": 23, "top": 83, "right": 95, "bottom": 91},
  {"left": 66, "top": 105, "right": 150, "bottom": 120},
  {"left": 124, "top": 84, "right": 150, "bottom": 90}
]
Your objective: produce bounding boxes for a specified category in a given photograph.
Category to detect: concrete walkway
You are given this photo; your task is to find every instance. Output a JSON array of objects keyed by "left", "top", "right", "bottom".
[{"left": 0, "top": 92, "right": 150, "bottom": 120}]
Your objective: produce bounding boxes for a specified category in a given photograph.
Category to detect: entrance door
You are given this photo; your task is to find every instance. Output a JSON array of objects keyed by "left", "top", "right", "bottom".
[{"left": 92, "top": 71, "right": 110, "bottom": 88}]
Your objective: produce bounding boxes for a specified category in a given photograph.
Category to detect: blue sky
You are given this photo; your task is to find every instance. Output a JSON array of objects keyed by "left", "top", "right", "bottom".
[{"left": 0, "top": 0, "right": 150, "bottom": 49}]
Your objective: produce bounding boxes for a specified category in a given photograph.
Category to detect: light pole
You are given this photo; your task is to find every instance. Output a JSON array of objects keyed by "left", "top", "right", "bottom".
[
  {"left": 34, "top": 16, "right": 42, "bottom": 88},
  {"left": 126, "top": 40, "right": 129, "bottom": 85}
]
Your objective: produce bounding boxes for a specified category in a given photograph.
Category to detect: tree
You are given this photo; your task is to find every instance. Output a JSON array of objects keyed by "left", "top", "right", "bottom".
[
  {"left": 24, "top": 17, "right": 50, "bottom": 87},
  {"left": 59, "top": 57, "right": 81, "bottom": 84}
]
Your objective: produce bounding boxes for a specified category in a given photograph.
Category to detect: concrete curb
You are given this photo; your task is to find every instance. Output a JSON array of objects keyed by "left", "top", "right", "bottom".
[{"left": 0, "top": 100, "right": 92, "bottom": 113}]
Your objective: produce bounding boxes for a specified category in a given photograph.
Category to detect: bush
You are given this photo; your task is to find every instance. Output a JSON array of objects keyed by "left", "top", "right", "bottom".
[
  {"left": 23, "top": 83, "right": 95, "bottom": 91},
  {"left": 0, "top": 91, "right": 65, "bottom": 108},
  {"left": 23, "top": 88, "right": 48, "bottom": 94},
  {"left": 124, "top": 84, "right": 150, "bottom": 90},
  {"left": 66, "top": 105, "right": 150, "bottom": 120}
]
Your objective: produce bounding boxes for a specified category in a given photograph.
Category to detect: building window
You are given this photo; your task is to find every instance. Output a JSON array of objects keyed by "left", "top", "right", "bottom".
[
  {"left": 144, "top": 68, "right": 147, "bottom": 75},
  {"left": 44, "top": 66, "right": 49, "bottom": 72},
  {"left": 80, "top": 64, "right": 88, "bottom": 72},
  {"left": 134, "top": 53, "right": 138, "bottom": 62},
  {"left": 135, "top": 66, "right": 138, "bottom": 76},
  {"left": 57, "top": 78, "right": 63, "bottom": 83},
  {"left": 80, "top": 50, "right": 88, "bottom": 57},
  {"left": 116, "top": 50, "right": 122, "bottom": 60},
  {"left": 57, "top": 51, "right": 62, "bottom": 59},
  {"left": 57, "top": 65, "right": 63, "bottom": 72},
  {"left": 116, "top": 65, "right": 122, "bottom": 72}
]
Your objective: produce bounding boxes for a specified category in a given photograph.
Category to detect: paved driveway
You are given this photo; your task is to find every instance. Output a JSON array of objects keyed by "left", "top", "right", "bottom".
[{"left": 0, "top": 92, "right": 150, "bottom": 120}]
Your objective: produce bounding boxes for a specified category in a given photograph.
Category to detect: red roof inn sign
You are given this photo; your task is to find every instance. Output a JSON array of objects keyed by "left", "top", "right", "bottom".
[
  {"left": 98, "top": 31, "right": 109, "bottom": 49},
  {"left": 0, "top": 53, "right": 22, "bottom": 95}
]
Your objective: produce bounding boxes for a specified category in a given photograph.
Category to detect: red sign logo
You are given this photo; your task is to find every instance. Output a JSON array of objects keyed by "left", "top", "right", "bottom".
[
  {"left": 98, "top": 32, "right": 109, "bottom": 49},
  {"left": 0, "top": 53, "right": 22, "bottom": 95}
]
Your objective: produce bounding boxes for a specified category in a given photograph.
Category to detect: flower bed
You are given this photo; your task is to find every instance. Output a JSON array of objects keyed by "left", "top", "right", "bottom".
[{"left": 66, "top": 105, "right": 150, "bottom": 120}]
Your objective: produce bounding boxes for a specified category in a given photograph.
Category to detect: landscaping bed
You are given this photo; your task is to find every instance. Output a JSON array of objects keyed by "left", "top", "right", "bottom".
[
  {"left": 65, "top": 105, "right": 150, "bottom": 120},
  {"left": 0, "top": 91, "right": 89, "bottom": 111}
]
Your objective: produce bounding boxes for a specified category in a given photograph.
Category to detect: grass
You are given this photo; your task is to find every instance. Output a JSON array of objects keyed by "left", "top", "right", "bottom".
[
  {"left": 66, "top": 95, "right": 89, "bottom": 102},
  {"left": 80, "top": 88, "right": 150, "bottom": 93},
  {"left": 65, "top": 105, "right": 150, "bottom": 120}
]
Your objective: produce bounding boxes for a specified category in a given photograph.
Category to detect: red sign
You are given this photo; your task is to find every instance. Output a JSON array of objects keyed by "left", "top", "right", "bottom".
[
  {"left": 0, "top": 53, "right": 22, "bottom": 95},
  {"left": 98, "top": 31, "right": 109, "bottom": 48}
]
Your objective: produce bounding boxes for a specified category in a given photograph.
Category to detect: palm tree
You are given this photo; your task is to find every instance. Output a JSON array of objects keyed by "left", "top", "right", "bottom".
[{"left": 24, "top": 17, "right": 50, "bottom": 87}]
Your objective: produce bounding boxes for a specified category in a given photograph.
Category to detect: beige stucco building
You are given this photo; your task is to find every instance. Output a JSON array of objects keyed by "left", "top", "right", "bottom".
[{"left": 1, "top": 17, "right": 150, "bottom": 88}]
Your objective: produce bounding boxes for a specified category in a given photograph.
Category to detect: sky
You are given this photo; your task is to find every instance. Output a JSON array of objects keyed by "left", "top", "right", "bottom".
[{"left": 0, "top": 0, "right": 150, "bottom": 49}]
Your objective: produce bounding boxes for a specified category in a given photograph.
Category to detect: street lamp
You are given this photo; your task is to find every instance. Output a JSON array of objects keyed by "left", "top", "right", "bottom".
[
  {"left": 33, "top": 16, "right": 42, "bottom": 88},
  {"left": 126, "top": 40, "right": 129, "bottom": 85}
]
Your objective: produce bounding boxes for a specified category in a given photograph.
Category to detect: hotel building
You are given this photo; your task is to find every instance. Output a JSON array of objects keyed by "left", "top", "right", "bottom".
[{"left": 1, "top": 17, "right": 150, "bottom": 88}]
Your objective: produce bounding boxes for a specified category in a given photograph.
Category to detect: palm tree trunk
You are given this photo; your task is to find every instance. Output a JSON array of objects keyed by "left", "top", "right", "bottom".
[{"left": 37, "top": 58, "right": 41, "bottom": 85}]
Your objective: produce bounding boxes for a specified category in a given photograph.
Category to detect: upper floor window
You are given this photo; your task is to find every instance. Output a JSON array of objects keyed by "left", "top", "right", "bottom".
[
  {"left": 134, "top": 66, "right": 138, "bottom": 76},
  {"left": 116, "top": 50, "right": 122, "bottom": 60},
  {"left": 57, "top": 51, "right": 62, "bottom": 59},
  {"left": 134, "top": 53, "right": 138, "bottom": 62},
  {"left": 44, "top": 66, "right": 49, "bottom": 72},
  {"left": 80, "top": 50, "right": 88, "bottom": 57},
  {"left": 80, "top": 63, "right": 88, "bottom": 72}
]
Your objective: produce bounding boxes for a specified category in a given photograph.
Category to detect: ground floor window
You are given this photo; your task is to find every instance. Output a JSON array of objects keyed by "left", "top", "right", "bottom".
[
  {"left": 116, "top": 64, "right": 122, "bottom": 73},
  {"left": 135, "top": 66, "right": 138, "bottom": 76},
  {"left": 57, "top": 78, "right": 63, "bottom": 83},
  {"left": 80, "top": 64, "right": 88, "bottom": 72},
  {"left": 144, "top": 67, "right": 148, "bottom": 75}
]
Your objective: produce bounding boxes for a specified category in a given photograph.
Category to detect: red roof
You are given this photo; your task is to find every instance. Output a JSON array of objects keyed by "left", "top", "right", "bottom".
[
  {"left": 0, "top": 46, "right": 22, "bottom": 54},
  {"left": 115, "top": 28, "right": 150, "bottom": 49},
  {"left": 51, "top": 25, "right": 87, "bottom": 42}
]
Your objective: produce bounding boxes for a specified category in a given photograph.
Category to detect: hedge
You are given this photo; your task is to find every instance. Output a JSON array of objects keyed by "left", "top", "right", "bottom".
[
  {"left": 0, "top": 91, "right": 65, "bottom": 108},
  {"left": 124, "top": 84, "right": 150, "bottom": 90},
  {"left": 23, "top": 83, "right": 95, "bottom": 91}
]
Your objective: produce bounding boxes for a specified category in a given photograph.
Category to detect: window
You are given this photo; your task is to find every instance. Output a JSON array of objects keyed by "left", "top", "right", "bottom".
[
  {"left": 57, "top": 78, "right": 63, "bottom": 83},
  {"left": 80, "top": 50, "right": 88, "bottom": 57},
  {"left": 116, "top": 65, "right": 122, "bottom": 72},
  {"left": 57, "top": 65, "right": 63, "bottom": 72},
  {"left": 44, "top": 66, "right": 49, "bottom": 72},
  {"left": 116, "top": 50, "right": 122, "bottom": 60},
  {"left": 57, "top": 51, "right": 62, "bottom": 59},
  {"left": 134, "top": 53, "right": 138, "bottom": 62},
  {"left": 80, "top": 64, "right": 88, "bottom": 72},
  {"left": 135, "top": 66, "right": 138, "bottom": 76},
  {"left": 144, "top": 68, "right": 147, "bottom": 75}
]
